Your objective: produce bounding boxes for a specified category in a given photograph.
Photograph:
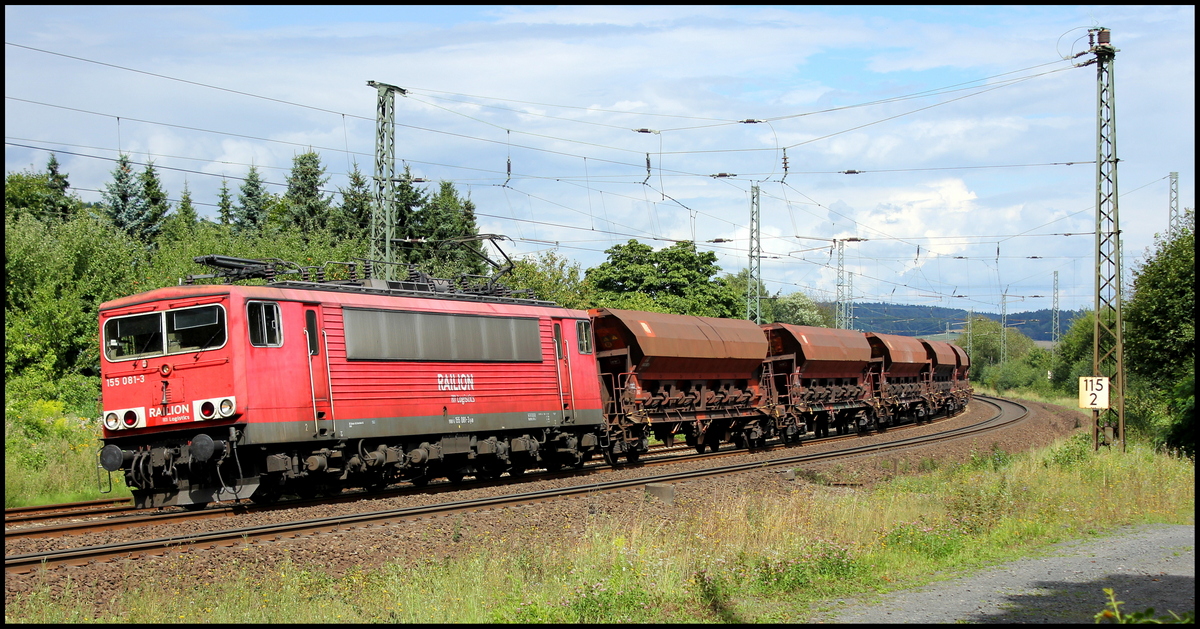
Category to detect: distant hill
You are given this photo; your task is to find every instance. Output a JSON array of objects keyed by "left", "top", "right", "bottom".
[{"left": 820, "top": 302, "right": 1085, "bottom": 341}]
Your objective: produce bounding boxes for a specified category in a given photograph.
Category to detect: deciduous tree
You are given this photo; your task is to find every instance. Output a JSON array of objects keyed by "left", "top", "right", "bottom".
[{"left": 586, "top": 240, "right": 741, "bottom": 318}]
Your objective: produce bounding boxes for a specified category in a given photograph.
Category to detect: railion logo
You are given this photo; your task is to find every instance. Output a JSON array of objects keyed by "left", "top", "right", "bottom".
[{"left": 437, "top": 373, "right": 475, "bottom": 391}]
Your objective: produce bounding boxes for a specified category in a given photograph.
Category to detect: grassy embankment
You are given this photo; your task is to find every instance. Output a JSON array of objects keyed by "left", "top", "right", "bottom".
[{"left": 5, "top": 396, "right": 1193, "bottom": 623}]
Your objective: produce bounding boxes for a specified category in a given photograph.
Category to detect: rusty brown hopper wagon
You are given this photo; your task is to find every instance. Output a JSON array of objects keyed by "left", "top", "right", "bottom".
[
  {"left": 589, "top": 308, "right": 768, "bottom": 457},
  {"left": 866, "top": 332, "right": 936, "bottom": 425},
  {"left": 760, "top": 323, "right": 874, "bottom": 438}
]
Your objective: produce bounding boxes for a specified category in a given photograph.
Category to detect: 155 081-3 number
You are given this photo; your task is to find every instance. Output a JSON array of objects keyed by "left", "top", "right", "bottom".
[{"left": 106, "top": 374, "right": 146, "bottom": 387}]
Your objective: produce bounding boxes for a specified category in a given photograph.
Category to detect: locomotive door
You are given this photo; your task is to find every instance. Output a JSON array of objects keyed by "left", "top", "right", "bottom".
[
  {"left": 303, "top": 306, "right": 335, "bottom": 436},
  {"left": 552, "top": 320, "right": 576, "bottom": 424}
]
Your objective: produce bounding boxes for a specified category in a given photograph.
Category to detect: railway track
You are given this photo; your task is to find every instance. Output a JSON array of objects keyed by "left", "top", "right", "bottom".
[
  {"left": 4, "top": 403, "right": 958, "bottom": 536},
  {"left": 5, "top": 396, "right": 1022, "bottom": 575}
]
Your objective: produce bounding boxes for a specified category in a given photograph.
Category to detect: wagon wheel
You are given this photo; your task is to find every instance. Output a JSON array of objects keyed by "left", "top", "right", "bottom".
[
  {"left": 625, "top": 448, "right": 640, "bottom": 464},
  {"left": 445, "top": 472, "right": 465, "bottom": 484},
  {"left": 707, "top": 439, "right": 721, "bottom": 453},
  {"left": 603, "top": 447, "right": 619, "bottom": 467},
  {"left": 182, "top": 501, "right": 210, "bottom": 512}
]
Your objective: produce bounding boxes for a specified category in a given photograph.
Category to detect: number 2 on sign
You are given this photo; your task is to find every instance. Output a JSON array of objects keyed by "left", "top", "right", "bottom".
[{"left": 1079, "top": 377, "right": 1110, "bottom": 409}]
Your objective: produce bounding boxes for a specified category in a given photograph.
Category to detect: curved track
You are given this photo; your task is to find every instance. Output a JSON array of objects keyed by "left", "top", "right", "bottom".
[
  {"left": 5, "top": 402, "right": 965, "bottom": 536},
  {"left": 6, "top": 396, "right": 1024, "bottom": 574}
]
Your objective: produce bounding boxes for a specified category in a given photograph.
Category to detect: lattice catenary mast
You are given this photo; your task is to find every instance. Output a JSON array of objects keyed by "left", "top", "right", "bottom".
[
  {"left": 747, "top": 184, "right": 762, "bottom": 323},
  {"left": 1078, "top": 28, "right": 1126, "bottom": 451},
  {"left": 1052, "top": 271, "right": 1061, "bottom": 344},
  {"left": 368, "top": 80, "right": 406, "bottom": 281},
  {"left": 1168, "top": 171, "right": 1181, "bottom": 238}
]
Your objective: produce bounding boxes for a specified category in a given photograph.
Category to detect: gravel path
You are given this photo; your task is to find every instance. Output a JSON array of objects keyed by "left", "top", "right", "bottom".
[{"left": 812, "top": 523, "right": 1196, "bottom": 624}]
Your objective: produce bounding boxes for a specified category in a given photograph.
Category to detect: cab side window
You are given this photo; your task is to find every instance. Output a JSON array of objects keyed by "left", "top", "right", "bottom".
[
  {"left": 576, "top": 320, "right": 593, "bottom": 355},
  {"left": 248, "top": 302, "right": 282, "bottom": 347}
]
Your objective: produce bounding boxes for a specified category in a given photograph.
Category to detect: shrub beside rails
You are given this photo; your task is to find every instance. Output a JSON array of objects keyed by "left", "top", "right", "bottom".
[{"left": 97, "top": 254, "right": 972, "bottom": 509}]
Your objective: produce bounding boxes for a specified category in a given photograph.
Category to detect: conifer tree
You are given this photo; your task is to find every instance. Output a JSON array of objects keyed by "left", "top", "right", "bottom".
[
  {"left": 336, "top": 160, "right": 372, "bottom": 242},
  {"left": 137, "top": 161, "right": 170, "bottom": 242},
  {"left": 283, "top": 150, "right": 332, "bottom": 235},
  {"left": 236, "top": 164, "right": 269, "bottom": 234},
  {"left": 217, "top": 178, "right": 234, "bottom": 226},
  {"left": 161, "top": 180, "right": 199, "bottom": 242},
  {"left": 101, "top": 153, "right": 147, "bottom": 237},
  {"left": 45, "top": 153, "right": 76, "bottom": 222},
  {"left": 175, "top": 181, "right": 198, "bottom": 226},
  {"left": 410, "top": 180, "right": 487, "bottom": 277}
]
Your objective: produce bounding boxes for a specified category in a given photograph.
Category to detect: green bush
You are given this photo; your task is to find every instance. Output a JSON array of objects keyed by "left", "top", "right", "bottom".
[
  {"left": 1043, "top": 431, "right": 1093, "bottom": 469},
  {"left": 4, "top": 397, "right": 127, "bottom": 507}
]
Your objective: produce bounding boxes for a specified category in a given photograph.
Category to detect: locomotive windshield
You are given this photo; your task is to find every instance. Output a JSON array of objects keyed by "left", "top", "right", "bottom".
[
  {"left": 104, "top": 305, "right": 227, "bottom": 361},
  {"left": 104, "top": 313, "right": 163, "bottom": 360}
]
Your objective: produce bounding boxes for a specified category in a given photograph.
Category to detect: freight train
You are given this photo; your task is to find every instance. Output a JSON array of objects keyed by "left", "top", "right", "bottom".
[{"left": 97, "top": 255, "right": 971, "bottom": 509}]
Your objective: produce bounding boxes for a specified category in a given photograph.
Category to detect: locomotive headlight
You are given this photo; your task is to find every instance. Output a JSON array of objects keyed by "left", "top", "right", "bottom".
[
  {"left": 219, "top": 398, "right": 235, "bottom": 417},
  {"left": 104, "top": 413, "right": 120, "bottom": 431},
  {"left": 199, "top": 401, "right": 216, "bottom": 419}
]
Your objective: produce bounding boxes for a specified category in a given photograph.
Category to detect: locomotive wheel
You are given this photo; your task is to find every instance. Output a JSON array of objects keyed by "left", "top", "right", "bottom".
[
  {"left": 250, "top": 489, "right": 279, "bottom": 505},
  {"left": 508, "top": 466, "right": 526, "bottom": 477},
  {"left": 476, "top": 467, "right": 502, "bottom": 480},
  {"left": 446, "top": 472, "right": 465, "bottom": 484},
  {"left": 410, "top": 475, "right": 430, "bottom": 487}
]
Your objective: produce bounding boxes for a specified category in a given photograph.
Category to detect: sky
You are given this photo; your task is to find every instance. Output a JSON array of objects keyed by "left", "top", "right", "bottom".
[{"left": 5, "top": 5, "right": 1195, "bottom": 319}]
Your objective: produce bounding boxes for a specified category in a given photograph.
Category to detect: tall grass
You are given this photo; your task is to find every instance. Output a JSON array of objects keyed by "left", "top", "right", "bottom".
[
  {"left": 7, "top": 427, "right": 1193, "bottom": 623},
  {"left": 4, "top": 399, "right": 131, "bottom": 508}
]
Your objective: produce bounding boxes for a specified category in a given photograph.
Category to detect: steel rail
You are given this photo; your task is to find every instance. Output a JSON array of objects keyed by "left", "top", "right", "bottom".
[
  {"left": 4, "top": 404, "right": 959, "bottom": 538},
  {"left": 6, "top": 396, "right": 1022, "bottom": 575},
  {"left": 4, "top": 498, "right": 132, "bottom": 523}
]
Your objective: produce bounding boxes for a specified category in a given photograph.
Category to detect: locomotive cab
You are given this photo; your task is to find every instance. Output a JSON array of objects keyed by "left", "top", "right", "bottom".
[{"left": 98, "top": 288, "right": 245, "bottom": 509}]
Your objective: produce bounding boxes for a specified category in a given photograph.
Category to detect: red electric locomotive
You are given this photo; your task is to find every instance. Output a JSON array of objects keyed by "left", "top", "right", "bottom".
[
  {"left": 98, "top": 256, "right": 606, "bottom": 509},
  {"left": 97, "top": 254, "right": 974, "bottom": 509}
]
